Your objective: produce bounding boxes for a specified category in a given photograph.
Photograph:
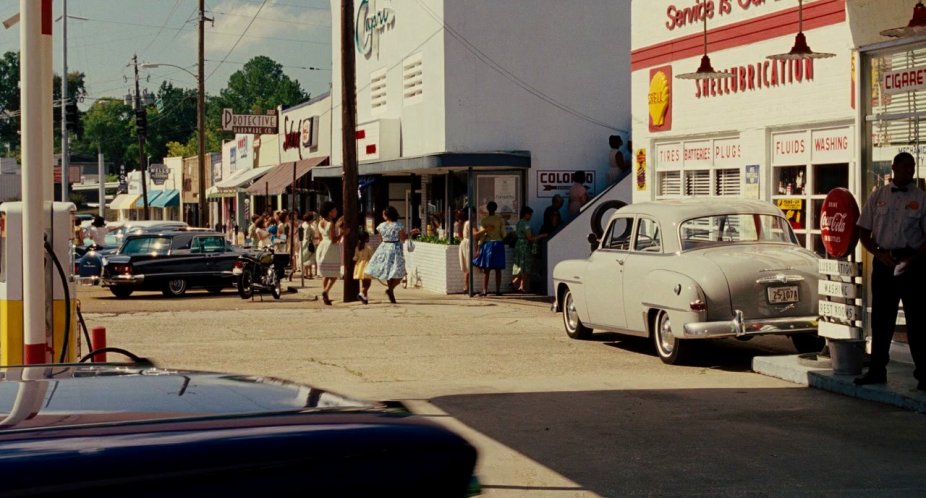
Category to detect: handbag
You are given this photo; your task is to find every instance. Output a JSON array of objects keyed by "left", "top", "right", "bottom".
[{"left": 405, "top": 238, "right": 416, "bottom": 253}]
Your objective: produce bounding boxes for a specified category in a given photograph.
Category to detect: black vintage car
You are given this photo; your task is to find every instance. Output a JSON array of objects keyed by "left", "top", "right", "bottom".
[
  {"left": 0, "top": 364, "right": 479, "bottom": 497},
  {"left": 102, "top": 231, "right": 243, "bottom": 298}
]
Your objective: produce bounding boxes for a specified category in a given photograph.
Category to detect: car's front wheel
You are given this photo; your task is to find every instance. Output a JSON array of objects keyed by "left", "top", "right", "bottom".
[
  {"left": 791, "top": 333, "right": 825, "bottom": 354},
  {"left": 562, "top": 287, "right": 592, "bottom": 340},
  {"left": 653, "top": 309, "right": 688, "bottom": 365},
  {"left": 110, "top": 287, "right": 133, "bottom": 299},
  {"left": 162, "top": 279, "right": 188, "bottom": 297}
]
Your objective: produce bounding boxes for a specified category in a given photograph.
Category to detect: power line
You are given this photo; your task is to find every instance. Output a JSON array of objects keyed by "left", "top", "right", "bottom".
[
  {"left": 139, "top": 0, "right": 183, "bottom": 55},
  {"left": 413, "top": 0, "right": 625, "bottom": 134},
  {"left": 205, "top": 0, "right": 268, "bottom": 82}
]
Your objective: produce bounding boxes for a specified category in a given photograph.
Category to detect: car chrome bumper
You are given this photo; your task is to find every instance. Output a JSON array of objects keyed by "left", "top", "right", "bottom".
[
  {"left": 74, "top": 276, "right": 101, "bottom": 286},
  {"left": 102, "top": 275, "right": 144, "bottom": 287},
  {"left": 682, "top": 310, "right": 817, "bottom": 339}
]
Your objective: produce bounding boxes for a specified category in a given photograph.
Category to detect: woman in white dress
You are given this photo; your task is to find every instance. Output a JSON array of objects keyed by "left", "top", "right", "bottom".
[{"left": 315, "top": 202, "right": 346, "bottom": 305}]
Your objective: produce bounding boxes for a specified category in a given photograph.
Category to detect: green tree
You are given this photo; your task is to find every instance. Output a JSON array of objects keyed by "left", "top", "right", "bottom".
[
  {"left": 215, "top": 55, "right": 308, "bottom": 115},
  {"left": 0, "top": 52, "right": 20, "bottom": 155},
  {"left": 146, "top": 81, "right": 197, "bottom": 162},
  {"left": 71, "top": 97, "right": 134, "bottom": 169}
]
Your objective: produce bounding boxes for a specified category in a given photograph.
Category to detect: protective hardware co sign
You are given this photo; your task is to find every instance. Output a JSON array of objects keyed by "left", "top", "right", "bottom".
[{"left": 221, "top": 108, "right": 279, "bottom": 135}]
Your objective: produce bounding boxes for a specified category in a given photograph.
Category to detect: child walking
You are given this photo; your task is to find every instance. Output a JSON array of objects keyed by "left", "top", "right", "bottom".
[{"left": 353, "top": 231, "right": 373, "bottom": 304}]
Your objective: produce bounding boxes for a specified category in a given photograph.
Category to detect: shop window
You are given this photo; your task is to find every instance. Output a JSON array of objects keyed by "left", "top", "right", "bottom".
[
  {"left": 716, "top": 168, "right": 741, "bottom": 196},
  {"left": 772, "top": 161, "right": 849, "bottom": 257},
  {"left": 370, "top": 68, "right": 387, "bottom": 114},
  {"left": 685, "top": 170, "right": 710, "bottom": 196},
  {"left": 403, "top": 53, "right": 423, "bottom": 105},
  {"left": 813, "top": 163, "right": 849, "bottom": 195},
  {"left": 657, "top": 171, "right": 681, "bottom": 196}
]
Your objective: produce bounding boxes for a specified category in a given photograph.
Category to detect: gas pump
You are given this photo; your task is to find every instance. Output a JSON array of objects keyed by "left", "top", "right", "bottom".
[{"left": 0, "top": 202, "right": 78, "bottom": 365}]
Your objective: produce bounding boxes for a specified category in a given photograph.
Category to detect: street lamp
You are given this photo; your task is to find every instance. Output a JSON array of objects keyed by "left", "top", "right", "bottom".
[{"left": 141, "top": 62, "right": 206, "bottom": 227}]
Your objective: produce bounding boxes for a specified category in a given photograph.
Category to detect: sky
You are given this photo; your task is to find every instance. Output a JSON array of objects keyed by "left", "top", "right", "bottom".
[{"left": 0, "top": 0, "right": 333, "bottom": 107}]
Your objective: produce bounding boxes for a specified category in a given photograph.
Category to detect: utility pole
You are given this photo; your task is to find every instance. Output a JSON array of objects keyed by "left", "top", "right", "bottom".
[
  {"left": 197, "top": 0, "right": 208, "bottom": 228},
  {"left": 341, "top": 0, "right": 359, "bottom": 302},
  {"left": 60, "top": 0, "right": 68, "bottom": 204},
  {"left": 133, "top": 54, "right": 149, "bottom": 220}
]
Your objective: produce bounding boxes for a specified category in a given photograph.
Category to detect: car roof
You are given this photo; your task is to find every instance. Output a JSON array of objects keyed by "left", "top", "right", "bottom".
[
  {"left": 125, "top": 221, "right": 188, "bottom": 229},
  {"left": 612, "top": 199, "right": 784, "bottom": 224}
]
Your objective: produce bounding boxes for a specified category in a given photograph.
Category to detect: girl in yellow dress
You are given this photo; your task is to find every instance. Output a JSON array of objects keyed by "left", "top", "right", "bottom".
[{"left": 353, "top": 231, "right": 373, "bottom": 304}]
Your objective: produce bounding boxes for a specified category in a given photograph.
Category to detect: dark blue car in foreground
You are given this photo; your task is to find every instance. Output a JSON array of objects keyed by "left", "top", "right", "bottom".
[{"left": 0, "top": 363, "right": 479, "bottom": 497}]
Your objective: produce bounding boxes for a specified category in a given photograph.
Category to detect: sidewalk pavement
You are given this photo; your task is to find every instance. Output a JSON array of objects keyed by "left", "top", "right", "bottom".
[{"left": 752, "top": 353, "right": 926, "bottom": 413}]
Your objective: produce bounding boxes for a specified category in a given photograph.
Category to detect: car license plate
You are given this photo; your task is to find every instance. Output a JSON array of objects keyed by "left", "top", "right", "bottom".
[{"left": 768, "top": 285, "right": 799, "bottom": 304}]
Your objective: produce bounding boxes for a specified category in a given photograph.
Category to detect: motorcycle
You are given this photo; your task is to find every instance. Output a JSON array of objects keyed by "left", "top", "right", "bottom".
[{"left": 233, "top": 248, "right": 283, "bottom": 300}]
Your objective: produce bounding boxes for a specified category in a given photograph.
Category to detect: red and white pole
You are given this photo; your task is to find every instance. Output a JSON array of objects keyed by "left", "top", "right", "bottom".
[{"left": 20, "top": 0, "right": 54, "bottom": 364}]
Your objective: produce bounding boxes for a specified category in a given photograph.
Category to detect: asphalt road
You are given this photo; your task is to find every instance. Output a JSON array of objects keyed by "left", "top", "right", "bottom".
[{"left": 78, "top": 283, "right": 926, "bottom": 497}]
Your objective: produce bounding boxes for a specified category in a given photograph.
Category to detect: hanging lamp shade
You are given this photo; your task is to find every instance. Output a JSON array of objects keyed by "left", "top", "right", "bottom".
[
  {"left": 767, "top": 0, "right": 835, "bottom": 60},
  {"left": 880, "top": 1, "right": 926, "bottom": 38},
  {"left": 677, "top": 15, "right": 733, "bottom": 80}
]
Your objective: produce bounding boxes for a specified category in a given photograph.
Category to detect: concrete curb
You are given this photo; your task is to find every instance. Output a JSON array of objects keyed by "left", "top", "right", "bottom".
[{"left": 753, "top": 355, "right": 926, "bottom": 413}]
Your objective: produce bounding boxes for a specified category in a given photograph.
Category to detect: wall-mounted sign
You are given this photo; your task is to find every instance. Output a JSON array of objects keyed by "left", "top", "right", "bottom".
[
  {"left": 695, "top": 59, "right": 815, "bottom": 99},
  {"left": 221, "top": 109, "right": 278, "bottom": 135},
  {"left": 648, "top": 65, "right": 672, "bottom": 132},
  {"left": 881, "top": 66, "right": 926, "bottom": 96},
  {"left": 355, "top": 0, "right": 395, "bottom": 59},
  {"left": 635, "top": 148, "right": 647, "bottom": 192},
  {"left": 819, "top": 187, "right": 860, "bottom": 259},
  {"left": 743, "top": 164, "right": 759, "bottom": 199},
  {"left": 536, "top": 170, "right": 594, "bottom": 198},
  {"left": 772, "top": 131, "right": 809, "bottom": 165},
  {"left": 149, "top": 163, "right": 169, "bottom": 185}
]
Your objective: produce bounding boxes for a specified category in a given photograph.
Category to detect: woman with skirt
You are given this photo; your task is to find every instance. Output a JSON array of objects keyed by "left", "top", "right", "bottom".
[
  {"left": 472, "top": 201, "right": 506, "bottom": 296},
  {"left": 315, "top": 201, "right": 346, "bottom": 305},
  {"left": 364, "top": 206, "right": 413, "bottom": 303}
]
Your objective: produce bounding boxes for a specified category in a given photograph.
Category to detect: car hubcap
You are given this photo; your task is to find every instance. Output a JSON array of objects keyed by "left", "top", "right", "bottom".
[
  {"left": 658, "top": 314, "right": 675, "bottom": 355},
  {"left": 565, "top": 293, "right": 579, "bottom": 331},
  {"left": 169, "top": 280, "right": 185, "bottom": 293}
]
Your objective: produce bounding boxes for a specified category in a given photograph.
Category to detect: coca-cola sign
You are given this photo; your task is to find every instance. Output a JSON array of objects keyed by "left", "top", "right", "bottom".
[{"left": 819, "top": 188, "right": 860, "bottom": 258}]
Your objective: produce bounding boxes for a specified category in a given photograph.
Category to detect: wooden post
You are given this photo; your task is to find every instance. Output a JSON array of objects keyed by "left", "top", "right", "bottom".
[{"left": 341, "top": 0, "right": 359, "bottom": 302}]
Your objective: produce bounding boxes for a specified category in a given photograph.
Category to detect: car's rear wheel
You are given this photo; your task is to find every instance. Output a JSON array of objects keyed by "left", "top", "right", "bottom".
[
  {"left": 653, "top": 309, "right": 688, "bottom": 365},
  {"left": 162, "top": 279, "right": 188, "bottom": 297},
  {"left": 110, "top": 287, "right": 133, "bottom": 299},
  {"left": 791, "top": 333, "right": 825, "bottom": 354},
  {"left": 562, "top": 287, "right": 592, "bottom": 339}
]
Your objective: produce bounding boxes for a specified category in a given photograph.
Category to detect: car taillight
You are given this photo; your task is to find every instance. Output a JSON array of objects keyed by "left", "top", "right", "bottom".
[
  {"left": 689, "top": 300, "right": 707, "bottom": 311},
  {"left": 112, "top": 263, "right": 132, "bottom": 275},
  {"left": 234, "top": 260, "right": 243, "bottom": 270}
]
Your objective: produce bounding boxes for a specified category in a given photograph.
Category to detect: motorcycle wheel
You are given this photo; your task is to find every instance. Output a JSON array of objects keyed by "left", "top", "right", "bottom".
[
  {"left": 270, "top": 270, "right": 282, "bottom": 300},
  {"left": 238, "top": 270, "right": 254, "bottom": 299}
]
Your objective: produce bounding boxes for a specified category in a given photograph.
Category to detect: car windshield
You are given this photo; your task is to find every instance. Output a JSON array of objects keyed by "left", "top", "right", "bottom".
[
  {"left": 120, "top": 236, "right": 172, "bottom": 256},
  {"left": 679, "top": 214, "right": 797, "bottom": 250}
]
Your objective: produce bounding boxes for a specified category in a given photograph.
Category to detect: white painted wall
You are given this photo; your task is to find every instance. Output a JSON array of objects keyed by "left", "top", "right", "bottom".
[
  {"left": 278, "top": 93, "right": 333, "bottom": 164},
  {"left": 331, "top": 0, "right": 631, "bottom": 216}
]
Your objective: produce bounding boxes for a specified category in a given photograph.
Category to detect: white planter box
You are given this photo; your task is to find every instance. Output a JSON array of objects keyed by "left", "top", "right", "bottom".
[{"left": 405, "top": 242, "right": 513, "bottom": 294}]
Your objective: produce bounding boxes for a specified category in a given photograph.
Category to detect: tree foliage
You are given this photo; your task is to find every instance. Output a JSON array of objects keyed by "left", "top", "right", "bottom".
[{"left": 216, "top": 55, "right": 308, "bottom": 114}]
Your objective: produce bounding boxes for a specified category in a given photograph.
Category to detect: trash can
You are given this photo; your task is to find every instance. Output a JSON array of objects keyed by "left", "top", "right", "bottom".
[{"left": 829, "top": 339, "right": 865, "bottom": 375}]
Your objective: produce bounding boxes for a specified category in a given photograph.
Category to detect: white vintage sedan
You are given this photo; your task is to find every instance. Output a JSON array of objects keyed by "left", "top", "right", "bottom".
[{"left": 553, "top": 199, "right": 822, "bottom": 364}]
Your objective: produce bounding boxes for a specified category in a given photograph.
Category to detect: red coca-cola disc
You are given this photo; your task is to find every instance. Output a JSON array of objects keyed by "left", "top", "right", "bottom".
[{"left": 819, "top": 187, "right": 860, "bottom": 258}]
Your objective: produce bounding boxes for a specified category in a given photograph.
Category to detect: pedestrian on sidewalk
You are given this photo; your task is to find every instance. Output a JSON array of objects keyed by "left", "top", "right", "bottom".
[
  {"left": 472, "top": 201, "right": 506, "bottom": 296},
  {"left": 316, "top": 202, "right": 346, "bottom": 306},
  {"left": 511, "top": 206, "right": 546, "bottom": 293},
  {"left": 354, "top": 231, "right": 373, "bottom": 304},
  {"left": 300, "top": 212, "right": 317, "bottom": 278},
  {"left": 855, "top": 151, "right": 926, "bottom": 389},
  {"left": 365, "top": 206, "right": 414, "bottom": 304},
  {"left": 457, "top": 207, "right": 478, "bottom": 294}
]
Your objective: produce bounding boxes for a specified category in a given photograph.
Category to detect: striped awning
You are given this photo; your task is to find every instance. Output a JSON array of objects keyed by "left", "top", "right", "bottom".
[{"left": 110, "top": 194, "right": 140, "bottom": 210}]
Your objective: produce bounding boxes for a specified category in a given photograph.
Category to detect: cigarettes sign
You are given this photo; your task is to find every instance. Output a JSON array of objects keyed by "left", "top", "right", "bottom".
[
  {"left": 882, "top": 66, "right": 926, "bottom": 96},
  {"left": 221, "top": 108, "right": 279, "bottom": 134}
]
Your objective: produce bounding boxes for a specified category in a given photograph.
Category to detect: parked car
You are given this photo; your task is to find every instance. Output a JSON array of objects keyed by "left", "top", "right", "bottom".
[
  {"left": 552, "top": 199, "right": 823, "bottom": 364},
  {"left": 0, "top": 363, "right": 479, "bottom": 496},
  {"left": 102, "top": 230, "right": 243, "bottom": 298},
  {"left": 75, "top": 221, "right": 189, "bottom": 285}
]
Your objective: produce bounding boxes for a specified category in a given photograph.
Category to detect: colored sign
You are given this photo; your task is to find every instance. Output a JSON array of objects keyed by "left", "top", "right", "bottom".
[
  {"left": 882, "top": 66, "right": 926, "bottom": 96},
  {"left": 819, "top": 187, "right": 860, "bottom": 258},
  {"left": 743, "top": 164, "right": 759, "bottom": 199},
  {"left": 355, "top": 0, "right": 395, "bottom": 59},
  {"left": 648, "top": 66, "right": 672, "bottom": 132},
  {"left": 772, "top": 131, "right": 810, "bottom": 165},
  {"left": 149, "top": 163, "right": 169, "bottom": 185},
  {"left": 776, "top": 198, "right": 803, "bottom": 229},
  {"left": 635, "top": 148, "right": 647, "bottom": 192},
  {"left": 221, "top": 109, "right": 278, "bottom": 134},
  {"left": 536, "top": 170, "right": 594, "bottom": 198}
]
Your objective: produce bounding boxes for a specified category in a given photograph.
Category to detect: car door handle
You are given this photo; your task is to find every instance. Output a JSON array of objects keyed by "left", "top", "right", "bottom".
[{"left": 616, "top": 259, "right": 624, "bottom": 265}]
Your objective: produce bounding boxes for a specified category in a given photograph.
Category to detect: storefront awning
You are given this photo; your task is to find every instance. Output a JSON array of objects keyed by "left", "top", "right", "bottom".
[
  {"left": 150, "top": 189, "right": 180, "bottom": 208},
  {"left": 135, "top": 190, "right": 163, "bottom": 208},
  {"left": 214, "top": 166, "right": 275, "bottom": 191},
  {"left": 245, "top": 156, "right": 329, "bottom": 196},
  {"left": 110, "top": 194, "right": 140, "bottom": 210},
  {"left": 310, "top": 152, "right": 531, "bottom": 178}
]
